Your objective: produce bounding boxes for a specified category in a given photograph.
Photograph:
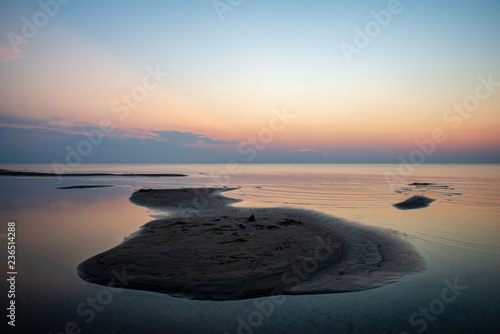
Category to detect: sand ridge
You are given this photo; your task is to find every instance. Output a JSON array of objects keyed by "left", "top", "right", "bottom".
[{"left": 78, "top": 188, "right": 424, "bottom": 300}]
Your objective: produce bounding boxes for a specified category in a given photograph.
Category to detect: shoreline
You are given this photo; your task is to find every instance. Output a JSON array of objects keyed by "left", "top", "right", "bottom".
[
  {"left": 0, "top": 169, "right": 187, "bottom": 177},
  {"left": 78, "top": 187, "right": 425, "bottom": 300}
]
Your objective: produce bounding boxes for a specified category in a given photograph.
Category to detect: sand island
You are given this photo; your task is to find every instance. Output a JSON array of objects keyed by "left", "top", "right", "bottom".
[{"left": 78, "top": 188, "right": 424, "bottom": 300}]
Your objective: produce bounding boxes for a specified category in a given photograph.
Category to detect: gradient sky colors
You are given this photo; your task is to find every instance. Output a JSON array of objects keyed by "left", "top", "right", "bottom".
[{"left": 0, "top": 0, "right": 499, "bottom": 163}]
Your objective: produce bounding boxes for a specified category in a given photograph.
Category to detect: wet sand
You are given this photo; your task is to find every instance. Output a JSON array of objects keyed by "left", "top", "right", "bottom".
[{"left": 78, "top": 188, "right": 424, "bottom": 300}]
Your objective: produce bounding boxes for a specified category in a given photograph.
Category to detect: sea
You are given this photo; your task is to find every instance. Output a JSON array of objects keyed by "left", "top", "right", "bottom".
[{"left": 0, "top": 163, "right": 499, "bottom": 334}]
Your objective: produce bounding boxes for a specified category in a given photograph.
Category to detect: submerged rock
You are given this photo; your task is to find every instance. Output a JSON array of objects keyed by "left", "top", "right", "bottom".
[{"left": 393, "top": 195, "right": 436, "bottom": 210}]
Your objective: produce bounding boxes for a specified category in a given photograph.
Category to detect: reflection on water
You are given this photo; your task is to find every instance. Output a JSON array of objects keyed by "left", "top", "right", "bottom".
[{"left": 0, "top": 164, "right": 499, "bottom": 333}]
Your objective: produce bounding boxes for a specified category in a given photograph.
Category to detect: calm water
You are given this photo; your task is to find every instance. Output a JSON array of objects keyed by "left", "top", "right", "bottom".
[{"left": 1, "top": 164, "right": 499, "bottom": 334}]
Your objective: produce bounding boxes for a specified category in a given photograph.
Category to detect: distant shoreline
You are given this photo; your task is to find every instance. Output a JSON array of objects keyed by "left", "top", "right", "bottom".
[
  {"left": 78, "top": 187, "right": 424, "bottom": 301},
  {"left": 57, "top": 185, "right": 115, "bottom": 189},
  {"left": 0, "top": 169, "right": 187, "bottom": 177}
]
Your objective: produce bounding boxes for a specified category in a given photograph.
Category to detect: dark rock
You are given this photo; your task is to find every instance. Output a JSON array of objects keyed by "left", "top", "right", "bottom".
[{"left": 393, "top": 195, "right": 436, "bottom": 210}]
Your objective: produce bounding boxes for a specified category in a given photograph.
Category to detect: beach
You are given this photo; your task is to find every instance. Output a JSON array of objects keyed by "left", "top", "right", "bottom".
[
  {"left": 78, "top": 187, "right": 424, "bottom": 300},
  {"left": 2, "top": 163, "right": 499, "bottom": 334}
]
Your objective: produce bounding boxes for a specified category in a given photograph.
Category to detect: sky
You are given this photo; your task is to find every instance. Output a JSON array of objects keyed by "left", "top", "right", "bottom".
[{"left": 0, "top": 0, "right": 499, "bottom": 163}]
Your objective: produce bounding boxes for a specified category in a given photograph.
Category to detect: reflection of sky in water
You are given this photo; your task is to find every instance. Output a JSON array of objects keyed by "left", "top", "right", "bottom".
[{"left": 0, "top": 164, "right": 499, "bottom": 333}]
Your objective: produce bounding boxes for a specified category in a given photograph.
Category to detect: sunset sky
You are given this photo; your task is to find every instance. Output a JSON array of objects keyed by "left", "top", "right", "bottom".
[{"left": 1, "top": 0, "right": 499, "bottom": 163}]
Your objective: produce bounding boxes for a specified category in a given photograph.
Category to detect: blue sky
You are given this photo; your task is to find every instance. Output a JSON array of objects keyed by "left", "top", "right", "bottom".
[{"left": 0, "top": 0, "right": 499, "bottom": 163}]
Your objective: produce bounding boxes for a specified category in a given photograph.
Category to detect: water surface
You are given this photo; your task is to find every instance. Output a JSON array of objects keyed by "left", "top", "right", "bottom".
[{"left": 0, "top": 164, "right": 499, "bottom": 333}]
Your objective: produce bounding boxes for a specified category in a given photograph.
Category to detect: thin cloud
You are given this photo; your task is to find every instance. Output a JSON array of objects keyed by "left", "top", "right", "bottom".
[
  {"left": 152, "top": 130, "right": 237, "bottom": 145},
  {"left": 298, "top": 149, "right": 329, "bottom": 156}
]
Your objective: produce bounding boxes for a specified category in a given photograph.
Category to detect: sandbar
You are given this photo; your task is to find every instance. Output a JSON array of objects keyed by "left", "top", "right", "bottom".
[
  {"left": 78, "top": 188, "right": 424, "bottom": 300},
  {"left": 58, "top": 185, "right": 114, "bottom": 189},
  {"left": 0, "top": 169, "right": 186, "bottom": 177}
]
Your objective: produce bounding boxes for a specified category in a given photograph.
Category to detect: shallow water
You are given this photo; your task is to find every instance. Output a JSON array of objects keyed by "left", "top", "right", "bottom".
[{"left": 0, "top": 163, "right": 499, "bottom": 333}]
